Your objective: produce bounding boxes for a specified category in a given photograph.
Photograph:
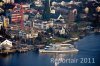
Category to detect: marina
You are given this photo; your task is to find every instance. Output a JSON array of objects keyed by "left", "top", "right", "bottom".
[
  {"left": 0, "top": 49, "right": 16, "bottom": 54},
  {"left": 0, "top": 34, "right": 99, "bottom": 66}
]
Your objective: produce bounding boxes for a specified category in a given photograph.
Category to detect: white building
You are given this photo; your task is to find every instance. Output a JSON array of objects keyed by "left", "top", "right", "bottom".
[
  {"left": 59, "top": 27, "right": 66, "bottom": 35},
  {"left": 57, "top": 14, "right": 64, "bottom": 21},
  {"left": 3, "top": 0, "right": 14, "bottom": 3},
  {"left": 0, "top": 16, "right": 3, "bottom": 29},
  {"left": 22, "top": 4, "right": 30, "bottom": 8},
  {"left": 23, "top": 14, "right": 29, "bottom": 21},
  {"left": 0, "top": 22, "right": 3, "bottom": 29},
  {"left": 34, "top": 0, "right": 43, "bottom": 7},
  {"left": 0, "top": 39, "right": 13, "bottom": 50},
  {"left": 33, "top": 20, "right": 53, "bottom": 29}
]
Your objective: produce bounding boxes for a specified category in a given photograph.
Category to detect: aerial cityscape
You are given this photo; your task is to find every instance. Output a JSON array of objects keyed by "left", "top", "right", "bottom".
[{"left": 0, "top": 0, "right": 100, "bottom": 66}]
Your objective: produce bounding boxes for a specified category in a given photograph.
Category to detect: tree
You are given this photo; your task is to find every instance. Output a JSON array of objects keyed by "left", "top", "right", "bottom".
[
  {"left": 46, "top": 27, "right": 54, "bottom": 34},
  {"left": 0, "top": 26, "right": 11, "bottom": 39},
  {"left": 33, "top": 32, "right": 47, "bottom": 45}
]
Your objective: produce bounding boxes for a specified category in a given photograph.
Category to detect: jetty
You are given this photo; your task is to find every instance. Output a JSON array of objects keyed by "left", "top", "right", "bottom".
[
  {"left": 0, "top": 44, "right": 34, "bottom": 54},
  {"left": 0, "top": 49, "right": 16, "bottom": 54},
  {"left": 16, "top": 45, "right": 34, "bottom": 53}
]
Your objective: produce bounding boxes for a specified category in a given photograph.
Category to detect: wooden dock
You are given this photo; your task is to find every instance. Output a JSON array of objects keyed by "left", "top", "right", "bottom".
[
  {"left": 16, "top": 45, "right": 34, "bottom": 53},
  {"left": 0, "top": 45, "right": 34, "bottom": 54},
  {"left": 0, "top": 49, "right": 16, "bottom": 54}
]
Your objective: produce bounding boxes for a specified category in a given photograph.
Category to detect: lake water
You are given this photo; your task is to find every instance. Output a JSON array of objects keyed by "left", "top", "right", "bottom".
[{"left": 0, "top": 34, "right": 100, "bottom": 66}]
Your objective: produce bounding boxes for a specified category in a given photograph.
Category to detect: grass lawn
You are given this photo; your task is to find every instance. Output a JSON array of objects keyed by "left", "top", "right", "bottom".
[{"left": 47, "top": 37, "right": 67, "bottom": 43}]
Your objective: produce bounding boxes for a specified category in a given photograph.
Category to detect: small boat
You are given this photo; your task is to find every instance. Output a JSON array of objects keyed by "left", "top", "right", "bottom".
[
  {"left": 46, "top": 46, "right": 51, "bottom": 48},
  {"left": 39, "top": 43, "right": 79, "bottom": 53},
  {"left": 70, "top": 37, "right": 79, "bottom": 41}
]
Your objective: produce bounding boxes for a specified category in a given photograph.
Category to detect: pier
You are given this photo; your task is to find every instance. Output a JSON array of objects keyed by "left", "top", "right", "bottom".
[
  {"left": 17, "top": 45, "right": 34, "bottom": 53},
  {"left": 0, "top": 49, "right": 16, "bottom": 54},
  {"left": 0, "top": 44, "right": 34, "bottom": 54}
]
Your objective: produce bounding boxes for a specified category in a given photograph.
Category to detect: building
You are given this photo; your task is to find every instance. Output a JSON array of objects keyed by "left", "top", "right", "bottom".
[
  {"left": 0, "top": 16, "right": 3, "bottom": 29},
  {"left": 0, "top": 22, "right": 3, "bottom": 29},
  {"left": 59, "top": 27, "right": 66, "bottom": 34},
  {"left": 0, "top": 1, "right": 4, "bottom": 6},
  {"left": 34, "top": 0, "right": 43, "bottom": 7},
  {"left": 11, "top": 4, "right": 23, "bottom": 23},
  {"left": 11, "top": 4, "right": 31, "bottom": 29},
  {"left": 67, "top": 10, "right": 77, "bottom": 22},
  {"left": 0, "top": 39, "right": 13, "bottom": 50},
  {"left": 33, "top": 19, "right": 53, "bottom": 29},
  {"left": 3, "top": 17, "right": 9, "bottom": 28},
  {"left": 54, "top": 26, "right": 66, "bottom": 35},
  {"left": 2, "top": 0, "right": 14, "bottom": 3},
  {"left": 0, "top": 16, "right": 9, "bottom": 29},
  {"left": 57, "top": 14, "right": 65, "bottom": 21},
  {"left": 34, "top": 12, "right": 42, "bottom": 19},
  {"left": 11, "top": 4, "right": 30, "bottom": 22},
  {"left": 23, "top": 14, "right": 29, "bottom": 21},
  {"left": 0, "top": 7, "right": 4, "bottom": 13}
]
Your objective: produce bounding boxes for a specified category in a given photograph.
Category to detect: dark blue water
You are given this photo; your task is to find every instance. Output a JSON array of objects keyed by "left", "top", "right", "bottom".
[{"left": 0, "top": 34, "right": 100, "bottom": 66}]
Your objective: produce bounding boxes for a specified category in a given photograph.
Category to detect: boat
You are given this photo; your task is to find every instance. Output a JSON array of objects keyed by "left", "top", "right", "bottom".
[
  {"left": 39, "top": 43, "right": 79, "bottom": 53},
  {"left": 70, "top": 37, "right": 79, "bottom": 41}
]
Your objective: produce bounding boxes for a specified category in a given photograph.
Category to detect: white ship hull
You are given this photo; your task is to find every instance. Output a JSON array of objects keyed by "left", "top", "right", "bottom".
[
  {"left": 39, "top": 43, "right": 79, "bottom": 53},
  {"left": 39, "top": 49, "right": 79, "bottom": 53}
]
